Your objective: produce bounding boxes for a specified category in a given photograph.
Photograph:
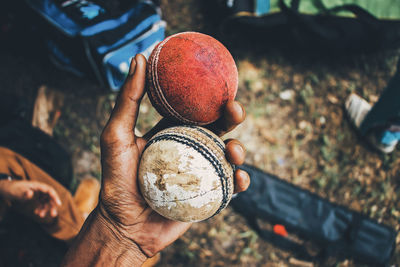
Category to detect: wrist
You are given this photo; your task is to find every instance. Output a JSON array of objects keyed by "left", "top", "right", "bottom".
[
  {"left": 94, "top": 206, "right": 148, "bottom": 264},
  {"left": 62, "top": 206, "right": 147, "bottom": 267}
]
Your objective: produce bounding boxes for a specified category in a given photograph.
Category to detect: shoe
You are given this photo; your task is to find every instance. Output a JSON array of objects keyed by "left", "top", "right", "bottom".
[
  {"left": 345, "top": 93, "right": 397, "bottom": 154},
  {"left": 31, "top": 86, "right": 64, "bottom": 136},
  {"left": 370, "top": 132, "right": 398, "bottom": 154},
  {"left": 345, "top": 93, "right": 371, "bottom": 128},
  {"left": 73, "top": 177, "right": 101, "bottom": 219}
]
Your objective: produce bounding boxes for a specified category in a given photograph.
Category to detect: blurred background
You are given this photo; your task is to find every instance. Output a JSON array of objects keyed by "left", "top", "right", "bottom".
[{"left": 0, "top": 0, "right": 399, "bottom": 266}]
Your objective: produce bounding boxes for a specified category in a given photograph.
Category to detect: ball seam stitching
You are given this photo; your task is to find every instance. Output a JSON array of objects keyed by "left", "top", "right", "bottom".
[
  {"left": 144, "top": 134, "right": 231, "bottom": 216},
  {"left": 152, "top": 33, "right": 202, "bottom": 125}
]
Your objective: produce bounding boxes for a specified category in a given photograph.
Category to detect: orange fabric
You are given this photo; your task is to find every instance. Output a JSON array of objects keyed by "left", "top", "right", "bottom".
[{"left": 0, "top": 147, "right": 84, "bottom": 242}]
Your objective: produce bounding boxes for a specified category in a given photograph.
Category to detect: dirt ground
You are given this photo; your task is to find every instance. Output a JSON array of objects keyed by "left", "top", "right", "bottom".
[{"left": 0, "top": 1, "right": 399, "bottom": 266}]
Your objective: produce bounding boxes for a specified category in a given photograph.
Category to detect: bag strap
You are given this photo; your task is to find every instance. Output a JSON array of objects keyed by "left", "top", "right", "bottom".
[
  {"left": 279, "top": 0, "right": 382, "bottom": 42},
  {"left": 328, "top": 4, "right": 380, "bottom": 29},
  {"left": 279, "top": 0, "right": 339, "bottom": 41}
]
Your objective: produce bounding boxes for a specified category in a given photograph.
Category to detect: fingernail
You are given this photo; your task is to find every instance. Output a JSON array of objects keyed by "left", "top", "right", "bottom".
[
  {"left": 237, "top": 102, "right": 245, "bottom": 119},
  {"left": 228, "top": 102, "right": 243, "bottom": 122},
  {"left": 233, "top": 141, "right": 245, "bottom": 154},
  {"left": 129, "top": 57, "right": 137, "bottom": 75}
]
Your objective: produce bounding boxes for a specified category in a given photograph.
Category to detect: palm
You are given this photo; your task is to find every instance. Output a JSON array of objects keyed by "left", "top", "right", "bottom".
[
  {"left": 98, "top": 54, "right": 248, "bottom": 258},
  {"left": 100, "top": 128, "right": 191, "bottom": 256}
]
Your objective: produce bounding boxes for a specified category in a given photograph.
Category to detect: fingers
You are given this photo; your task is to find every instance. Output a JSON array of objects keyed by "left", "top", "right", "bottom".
[
  {"left": 102, "top": 54, "right": 147, "bottom": 145},
  {"left": 129, "top": 56, "right": 137, "bottom": 75},
  {"left": 50, "top": 206, "right": 58, "bottom": 217},
  {"left": 34, "top": 202, "right": 53, "bottom": 218},
  {"left": 34, "top": 199, "right": 58, "bottom": 218},
  {"left": 224, "top": 139, "right": 249, "bottom": 193},
  {"left": 224, "top": 101, "right": 246, "bottom": 131},
  {"left": 233, "top": 169, "right": 250, "bottom": 193},
  {"left": 46, "top": 187, "right": 62, "bottom": 207},
  {"left": 99, "top": 54, "right": 148, "bottom": 199},
  {"left": 31, "top": 182, "right": 62, "bottom": 207},
  {"left": 225, "top": 139, "right": 245, "bottom": 165},
  {"left": 35, "top": 206, "right": 45, "bottom": 217},
  {"left": 23, "top": 189, "right": 34, "bottom": 200},
  {"left": 207, "top": 101, "right": 245, "bottom": 136},
  {"left": 45, "top": 201, "right": 58, "bottom": 218},
  {"left": 29, "top": 182, "right": 61, "bottom": 218}
]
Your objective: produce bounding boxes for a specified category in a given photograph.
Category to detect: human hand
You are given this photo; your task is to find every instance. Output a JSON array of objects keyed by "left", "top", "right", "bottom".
[
  {"left": 0, "top": 180, "right": 62, "bottom": 221},
  {"left": 62, "top": 54, "right": 249, "bottom": 266}
]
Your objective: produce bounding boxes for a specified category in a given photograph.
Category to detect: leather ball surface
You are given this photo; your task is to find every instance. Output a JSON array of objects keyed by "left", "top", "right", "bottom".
[
  {"left": 138, "top": 126, "right": 234, "bottom": 222},
  {"left": 146, "top": 32, "right": 238, "bottom": 125}
]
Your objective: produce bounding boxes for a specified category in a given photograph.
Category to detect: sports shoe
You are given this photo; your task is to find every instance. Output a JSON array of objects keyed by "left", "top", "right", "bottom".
[
  {"left": 345, "top": 93, "right": 397, "bottom": 153},
  {"left": 373, "top": 131, "right": 398, "bottom": 154},
  {"left": 345, "top": 93, "right": 371, "bottom": 128},
  {"left": 31, "top": 86, "right": 64, "bottom": 136}
]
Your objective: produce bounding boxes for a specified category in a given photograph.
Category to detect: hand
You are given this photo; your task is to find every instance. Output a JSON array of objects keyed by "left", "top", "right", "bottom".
[
  {"left": 62, "top": 54, "right": 249, "bottom": 266},
  {"left": 0, "top": 180, "right": 62, "bottom": 221}
]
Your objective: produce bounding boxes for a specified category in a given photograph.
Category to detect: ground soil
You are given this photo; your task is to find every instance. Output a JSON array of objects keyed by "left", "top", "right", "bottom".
[{"left": 0, "top": 1, "right": 399, "bottom": 266}]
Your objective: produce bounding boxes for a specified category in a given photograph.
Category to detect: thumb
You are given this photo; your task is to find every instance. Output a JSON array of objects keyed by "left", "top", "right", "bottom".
[{"left": 104, "top": 54, "right": 147, "bottom": 138}]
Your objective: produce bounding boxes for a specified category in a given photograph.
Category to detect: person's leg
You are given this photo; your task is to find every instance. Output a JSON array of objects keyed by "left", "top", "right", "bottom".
[
  {"left": 359, "top": 59, "right": 400, "bottom": 135},
  {"left": 345, "top": 94, "right": 399, "bottom": 153},
  {"left": 0, "top": 147, "right": 85, "bottom": 242},
  {"left": 345, "top": 59, "right": 400, "bottom": 153}
]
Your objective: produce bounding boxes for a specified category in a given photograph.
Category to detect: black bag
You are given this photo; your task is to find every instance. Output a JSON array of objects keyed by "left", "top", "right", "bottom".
[
  {"left": 231, "top": 164, "right": 397, "bottom": 266},
  {"left": 218, "top": 0, "right": 400, "bottom": 52}
]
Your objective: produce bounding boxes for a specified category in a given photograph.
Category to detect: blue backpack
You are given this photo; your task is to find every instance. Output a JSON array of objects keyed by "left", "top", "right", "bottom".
[{"left": 26, "top": 0, "right": 165, "bottom": 90}]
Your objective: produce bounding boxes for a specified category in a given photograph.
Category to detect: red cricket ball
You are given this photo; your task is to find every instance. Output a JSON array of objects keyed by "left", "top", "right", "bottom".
[{"left": 146, "top": 31, "right": 238, "bottom": 125}]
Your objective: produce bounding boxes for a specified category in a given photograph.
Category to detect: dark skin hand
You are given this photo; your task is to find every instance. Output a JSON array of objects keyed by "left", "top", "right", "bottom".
[
  {"left": 62, "top": 54, "right": 249, "bottom": 266},
  {"left": 0, "top": 180, "right": 62, "bottom": 223}
]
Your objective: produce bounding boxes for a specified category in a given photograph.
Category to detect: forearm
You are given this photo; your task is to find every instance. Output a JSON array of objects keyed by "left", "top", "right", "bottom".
[
  {"left": 62, "top": 207, "right": 147, "bottom": 267},
  {"left": 0, "top": 178, "right": 13, "bottom": 204},
  {"left": 0, "top": 179, "right": 12, "bottom": 220},
  {"left": 0, "top": 179, "right": 12, "bottom": 197}
]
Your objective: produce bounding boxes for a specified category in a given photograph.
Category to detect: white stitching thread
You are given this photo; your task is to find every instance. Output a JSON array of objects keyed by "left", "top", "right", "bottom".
[{"left": 151, "top": 32, "right": 205, "bottom": 125}]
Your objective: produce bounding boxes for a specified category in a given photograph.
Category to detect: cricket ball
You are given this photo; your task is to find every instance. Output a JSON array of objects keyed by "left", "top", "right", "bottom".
[
  {"left": 138, "top": 126, "right": 234, "bottom": 222},
  {"left": 146, "top": 31, "right": 238, "bottom": 125}
]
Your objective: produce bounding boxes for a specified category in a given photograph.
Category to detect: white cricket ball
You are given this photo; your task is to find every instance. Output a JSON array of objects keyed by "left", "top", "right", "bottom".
[{"left": 138, "top": 126, "right": 234, "bottom": 222}]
